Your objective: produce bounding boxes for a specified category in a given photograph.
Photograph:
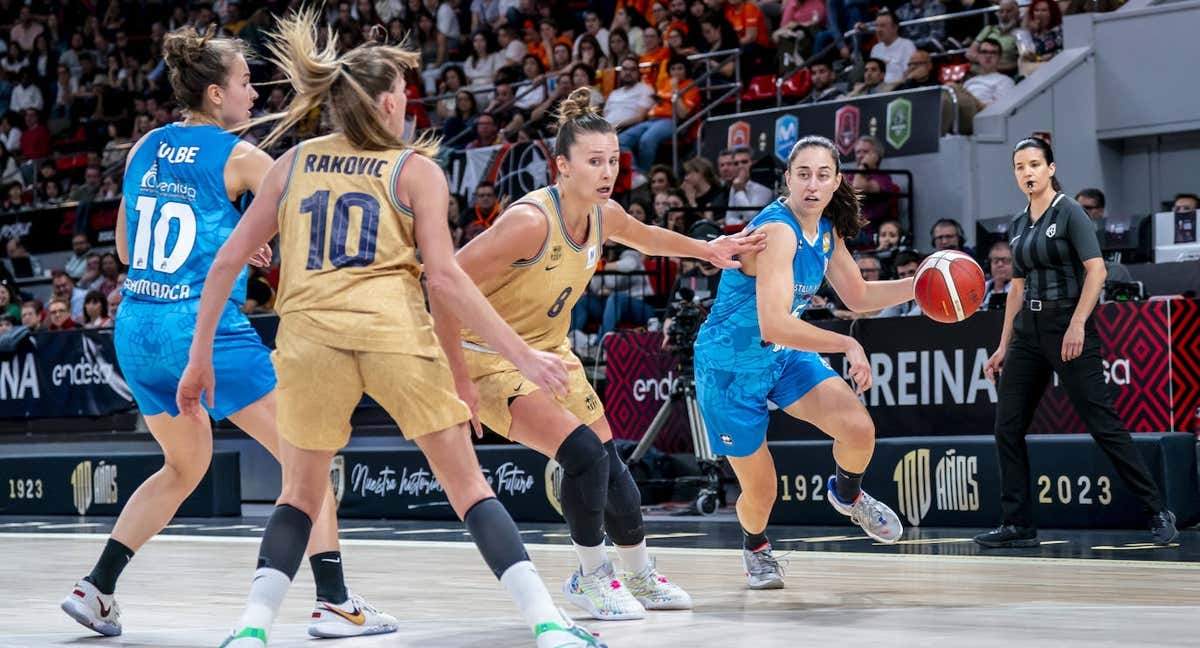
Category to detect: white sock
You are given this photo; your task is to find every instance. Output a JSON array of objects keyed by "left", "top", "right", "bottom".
[
  {"left": 499, "top": 560, "right": 563, "bottom": 630},
  {"left": 573, "top": 541, "right": 609, "bottom": 573},
  {"left": 236, "top": 567, "right": 291, "bottom": 631},
  {"left": 615, "top": 541, "right": 651, "bottom": 574}
]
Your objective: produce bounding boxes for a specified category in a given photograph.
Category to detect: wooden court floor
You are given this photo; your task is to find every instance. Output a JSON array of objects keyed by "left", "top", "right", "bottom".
[{"left": 3, "top": 531, "right": 1197, "bottom": 647}]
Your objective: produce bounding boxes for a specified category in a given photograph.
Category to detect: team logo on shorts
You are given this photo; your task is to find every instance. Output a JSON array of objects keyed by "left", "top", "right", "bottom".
[
  {"left": 1046, "top": 224, "right": 1057, "bottom": 238},
  {"left": 719, "top": 434, "right": 734, "bottom": 446},
  {"left": 819, "top": 356, "right": 833, "bottom": 371},
  {"left": 585, "top": 394, "right": 598, "bottom": 411}
]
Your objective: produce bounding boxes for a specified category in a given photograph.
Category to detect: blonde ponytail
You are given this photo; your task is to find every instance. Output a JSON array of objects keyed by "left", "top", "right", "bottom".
[{"left": 250, "top": 7, "right": 438, "bottom": 156}]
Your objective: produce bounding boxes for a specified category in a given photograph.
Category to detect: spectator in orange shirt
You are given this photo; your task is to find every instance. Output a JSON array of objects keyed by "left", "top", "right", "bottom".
[
  {"left": 639, "top": 26, "right": 670, "bottom": 85},
  {"left": 618, "top": 55, "right": 700, "bottom": 172},
  {"left": 721, "top": 0, "right": 775, "bottom": 76}
]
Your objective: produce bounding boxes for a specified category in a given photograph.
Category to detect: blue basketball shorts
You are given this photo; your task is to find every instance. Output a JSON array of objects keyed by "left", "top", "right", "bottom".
[
  {"left": 694, "top": 348, "right": 839, "bottom": 457},
  {"left": 114, "top": 298, "right": 276, "bottom": 420}
]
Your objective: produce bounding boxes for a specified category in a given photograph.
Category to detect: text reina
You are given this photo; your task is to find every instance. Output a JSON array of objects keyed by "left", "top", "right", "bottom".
[{"left": 303, "top": 154, "right": 387, "bottom": 177}]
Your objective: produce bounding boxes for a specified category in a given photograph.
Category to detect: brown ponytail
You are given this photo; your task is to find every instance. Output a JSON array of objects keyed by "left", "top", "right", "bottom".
[
  {"left": 250, "top": 7, "right": 438, "bottom": 156},
  {"left": 161, "top": 24, "right": 248, "bottom": 112},
  {"left": 784, "top": 135, "right": 866, "bottom": 239},
  {"left": 553, "top": 86, "right": 613, "bottom": 158}
]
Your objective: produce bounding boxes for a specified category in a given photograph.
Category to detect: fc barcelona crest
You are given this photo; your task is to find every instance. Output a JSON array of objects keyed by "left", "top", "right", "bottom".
[
  {"left": 886, "top": 98, "right": 913, "bottom": 150},
  {"left": 550, "top": 245, "right": 562, "bottom": 262},
  {"left": 834, "top": 106, "right": 860, "bottom": 158}
]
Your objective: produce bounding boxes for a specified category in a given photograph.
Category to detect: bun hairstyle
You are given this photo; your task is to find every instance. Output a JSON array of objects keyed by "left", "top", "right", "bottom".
[
  {"left": 161, "top": 24, "right": 249, "bottom": 112},
  {"left": 251, "top": 7, "right": 438, "bottom": 156},
  {"left": 1012, "top": 136, "right": 1062, "bottom": 191},
  {"left": 784, "top": 135, "right": 865, "bottom": 239},
  {"left": 553, "top": 86, "right": 614, "bottom": 158}
]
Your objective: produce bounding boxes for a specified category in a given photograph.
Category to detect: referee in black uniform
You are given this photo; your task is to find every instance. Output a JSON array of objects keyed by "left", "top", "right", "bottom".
[{"left": 974, "top": 137, "right": 1178, "bottom": 548}]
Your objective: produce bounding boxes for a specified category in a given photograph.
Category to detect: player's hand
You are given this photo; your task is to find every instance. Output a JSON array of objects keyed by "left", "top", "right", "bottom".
[
  {"left": 248, "top": 245, "right": 272, "bottom": 267},
  {"left": 454, "top": 376, "right": 484, "bottom": 438},
  {"left": 176, "top": 359, "right": 215, "bottom": 420},
  {"left": 1061, "top": 320, "right": 1085, "bottom": 362},
  {"left": 844, "top": 338, "right": 871, "bottom": 394},
  {"left": 705, "top": 226, "right": 767, "bottom": 269},
  {"left": 514, "top": 348, "right": 574, "bottom": 398},
  {"left": 984, "top": 347, "right": 1005, "bottom": 382}
]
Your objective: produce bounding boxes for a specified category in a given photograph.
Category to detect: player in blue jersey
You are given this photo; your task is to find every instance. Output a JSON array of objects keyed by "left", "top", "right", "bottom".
[
  {"left": 694, "top": 135, "right": 915, "bottom": 589},
  {"left": 60, "top": 26, "right": 398, "bottom": 639}
]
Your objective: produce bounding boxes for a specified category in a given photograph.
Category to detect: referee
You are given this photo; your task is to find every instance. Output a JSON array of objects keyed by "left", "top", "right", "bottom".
[{"left": 974, "top": 137, "right": 1178, "bottom": 548}]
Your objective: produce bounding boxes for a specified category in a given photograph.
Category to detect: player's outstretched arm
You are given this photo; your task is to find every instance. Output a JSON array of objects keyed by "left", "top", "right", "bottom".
[
  {"left": 826, "top": 236, "right": 913, "bottom": 312},
  {"left": 176, "top": 147, "right": 291, "bottom": 418},
  {"left": 408, "top": 156, "right": 570, "bottom": 398},
  {"left": 602, "top": 200, "right": 766, "bottom": 268}
]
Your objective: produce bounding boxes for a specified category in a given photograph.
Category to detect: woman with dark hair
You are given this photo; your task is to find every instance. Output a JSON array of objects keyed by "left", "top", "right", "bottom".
[
  {"left": 463, "top": 29, "right": 503, "bottom": 101},
  {"left": 435, "top": 65, "right": 466, "bottom": 122},
  {"left": 515, "top": 53, "right": 548, "bottom": 110},
  {"left": 441, "top": 88, "right": 478, "bottom": 146},
  {"left": 82, "top": 290, "right": 112, "bottom": 328},
  {"left": 976, "top": 137, "right": 1178, "bottom": 549},
  {"left": 698, "top": 12, "right": 738, "bottom": 79},
  {"left": 693, "top": 135, "right": 913, "bottom": 589},
  {"left": 608, "top": 27, "right": 632, "bottom": 65}
]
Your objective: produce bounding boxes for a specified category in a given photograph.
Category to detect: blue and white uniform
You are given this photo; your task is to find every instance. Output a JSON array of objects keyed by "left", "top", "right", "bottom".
[
  {"left": 694, "top": 199, "right": 839, "bottom": 457},
  {"left": 115, "top": 123, "right": 274, "bottom": 419}
]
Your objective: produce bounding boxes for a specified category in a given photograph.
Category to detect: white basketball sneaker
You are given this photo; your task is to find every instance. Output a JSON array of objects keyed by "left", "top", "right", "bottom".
[
  {"left": 621, "top": 558, "right": 693, "bottom": 610},
  {"left": 61, "top": 579, "right": 121, "bottom": 636},
  {"left": 563, "top": 561, "right": 646, "bottom": 620},
  {"left": 535, "top": 609, "right": 608, "bottom": 648},
  {"left": 827, "top": 476, "right": 903, "bottom": 544},
  {"left": 307, "top": 591, "right": 399, "bottom": 638}
]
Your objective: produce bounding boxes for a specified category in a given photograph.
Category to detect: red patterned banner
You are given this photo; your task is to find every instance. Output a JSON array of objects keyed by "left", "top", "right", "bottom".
[
  {"left": 602, "top": 333, "right": 692, "bottom": 453},
  {"left": 1029, "top": 301, "right": 1172, "bottom": 433},
  {"left": 1171, "top": 299, "right": 1200, "bottom": 433}
]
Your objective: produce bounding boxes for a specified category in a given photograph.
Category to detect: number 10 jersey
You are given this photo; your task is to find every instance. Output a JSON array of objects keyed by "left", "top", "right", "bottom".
[
  {"left": 121, "top": 123, "right": 248, "bottom": 305},
  {"left": 274, "top": 133, "right": 438, "bottom": 355}
]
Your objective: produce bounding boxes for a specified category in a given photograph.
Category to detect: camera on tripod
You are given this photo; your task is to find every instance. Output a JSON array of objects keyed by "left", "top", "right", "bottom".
[{"left": 664, "top": 287, "right": 707, "bottom": 358}]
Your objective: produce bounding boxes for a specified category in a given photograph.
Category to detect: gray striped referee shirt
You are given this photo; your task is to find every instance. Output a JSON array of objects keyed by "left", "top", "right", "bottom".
[{"left": 1009, "top": 193, "right": 1102, "bottom": 301}]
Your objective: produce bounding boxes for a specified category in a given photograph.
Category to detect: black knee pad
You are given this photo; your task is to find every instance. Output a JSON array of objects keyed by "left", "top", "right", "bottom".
[
  {"left": 602, "top": 441, "right": 645, "bottom": 546},
  {"left": 556, "top": 425, "right": 609, "bottom": 546},
  {"left": 464, "top": 497, "right": 530, "bottom": 579},
  {"left": 257, "top": 504, "right": 313, "bottom": 578}
]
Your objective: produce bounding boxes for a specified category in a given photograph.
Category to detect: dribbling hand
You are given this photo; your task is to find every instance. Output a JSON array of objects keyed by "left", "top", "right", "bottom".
[
  {"left": 845, "top": 340, "right": 871, "bottom": 394},
  {"left": 984, "top": 348, "right": 1005, "bottom": 382},
  {"left": 514, "top": 348, "right": 574, "bottom": 399},
  {"left": 176, "top": 360, "right": 215, "bottom": 420}
]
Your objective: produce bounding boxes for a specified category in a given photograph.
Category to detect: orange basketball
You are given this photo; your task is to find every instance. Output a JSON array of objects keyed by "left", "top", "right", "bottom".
[{"left": 914, "top": 250, "right": 987, "bottom": 323}]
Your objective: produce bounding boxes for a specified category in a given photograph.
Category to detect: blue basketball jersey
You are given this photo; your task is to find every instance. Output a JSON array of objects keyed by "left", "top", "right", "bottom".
[
  {"left": 695, "top": 199, "right": 836, "bottom": 372},
  {"left": 121, "top": 123, "right": 248, "bottom": 305}
]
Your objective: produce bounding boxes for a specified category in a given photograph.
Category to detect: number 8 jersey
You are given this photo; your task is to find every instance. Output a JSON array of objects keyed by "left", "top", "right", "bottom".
[
  {"left": 273, "top": 133, "right": 440, "bottom": 355},
  {"left": 122, "top": 123, "right": 249, "bottom": 305}
]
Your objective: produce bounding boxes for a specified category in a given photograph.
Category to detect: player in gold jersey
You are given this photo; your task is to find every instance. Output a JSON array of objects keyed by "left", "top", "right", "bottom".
[
  {"left": 178, "top": 10, "right": 605, "bottom": 648},
  {"left": 431, "top": 88, "right": 766, "bottom": 620}
]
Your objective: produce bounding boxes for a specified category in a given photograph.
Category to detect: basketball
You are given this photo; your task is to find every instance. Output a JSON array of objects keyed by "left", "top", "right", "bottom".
[{"left": 914, "top": 250, "right": 987, "bottom": 323}]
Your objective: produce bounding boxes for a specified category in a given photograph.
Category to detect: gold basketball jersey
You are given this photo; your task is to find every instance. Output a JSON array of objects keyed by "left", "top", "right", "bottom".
[
  {"left": 274, "top": 134, "right": 439, "bottom": 355},
  {"left": 463, "top": 186, "right": 602, "bottom": 352}
]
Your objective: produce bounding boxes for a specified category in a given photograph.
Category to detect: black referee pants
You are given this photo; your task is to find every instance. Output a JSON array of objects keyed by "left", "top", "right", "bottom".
[{"left": 993, "top": 307, "right": 1164, "bottom": 528}]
